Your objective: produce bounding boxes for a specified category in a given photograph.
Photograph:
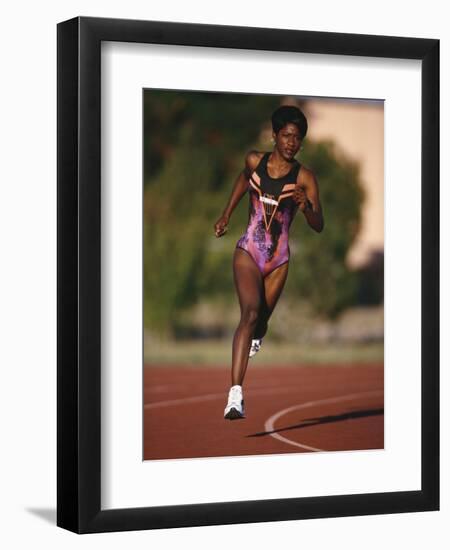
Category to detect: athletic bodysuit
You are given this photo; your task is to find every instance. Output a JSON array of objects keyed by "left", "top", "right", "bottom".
[{"left": 236, "top": 152, "right": 301, "bottom": 277}]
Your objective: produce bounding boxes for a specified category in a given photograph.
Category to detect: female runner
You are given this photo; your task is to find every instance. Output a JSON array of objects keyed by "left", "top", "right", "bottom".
[{"left": 214, "top": 105, "right": 324, "bottom": 420}]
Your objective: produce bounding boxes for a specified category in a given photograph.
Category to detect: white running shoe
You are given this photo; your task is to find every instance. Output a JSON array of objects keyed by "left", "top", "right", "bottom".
[
  {"left": 224, "top": 385, "right": 245, "bottom": 420},
  {"left": 249, "top": 338, "right": 262, "bottom": 358}
]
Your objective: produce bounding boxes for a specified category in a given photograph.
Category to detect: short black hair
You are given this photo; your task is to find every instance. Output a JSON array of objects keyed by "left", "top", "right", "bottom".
[{"left": 271, "top": 105, "right": 308, "bottom": 139}]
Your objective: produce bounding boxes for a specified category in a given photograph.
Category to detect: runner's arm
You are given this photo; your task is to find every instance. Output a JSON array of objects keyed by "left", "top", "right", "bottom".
[
  {"left": 214, "top": 151, "right": 262, "bottom": 237},
  {"left": 294, "top": 167, "right": 324, "bottom": 233}
]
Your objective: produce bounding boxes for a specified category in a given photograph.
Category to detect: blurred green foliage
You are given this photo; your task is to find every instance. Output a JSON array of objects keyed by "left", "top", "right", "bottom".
[
  {"left": 289, "top": 140, "right": 364, "bottom": 317},
  {"left": 143, "top": 90, "right": 366, "bottom": 335}
]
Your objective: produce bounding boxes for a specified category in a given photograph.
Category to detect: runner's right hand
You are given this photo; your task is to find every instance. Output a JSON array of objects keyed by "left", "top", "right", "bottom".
[{"left": 214, "top": 215, "right": 229, "bottom": 237}]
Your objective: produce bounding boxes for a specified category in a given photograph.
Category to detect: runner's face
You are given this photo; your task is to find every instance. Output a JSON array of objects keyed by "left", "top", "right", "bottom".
[{"left": 273, "top": 123, "right": 301, "bottom": 160}]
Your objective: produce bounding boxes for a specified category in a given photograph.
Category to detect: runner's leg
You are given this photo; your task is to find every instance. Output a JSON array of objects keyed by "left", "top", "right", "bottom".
[
  {"left": 253, "top": 262, "right": 289, "bottom": 340},
  {"left": 231, "top": 248, "right": 263, "bottom": 386}
]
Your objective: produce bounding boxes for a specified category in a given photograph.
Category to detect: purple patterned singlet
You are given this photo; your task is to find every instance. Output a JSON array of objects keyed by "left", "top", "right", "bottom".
[{"left": 236, "top": 152, "right": 301, "bottom": 277}]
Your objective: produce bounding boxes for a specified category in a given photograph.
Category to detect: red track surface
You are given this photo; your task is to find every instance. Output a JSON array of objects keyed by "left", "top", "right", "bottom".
[{"left": 144, "top": 364, "right": 384, "bottom": 461}]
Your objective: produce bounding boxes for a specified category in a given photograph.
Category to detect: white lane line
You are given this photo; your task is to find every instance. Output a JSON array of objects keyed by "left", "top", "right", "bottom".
[
  {"left": 264, "top": 390, "right": 383, "bottom": 453},
  {"left": 144, "top": 386, "right": 299, "bottom": 410}
]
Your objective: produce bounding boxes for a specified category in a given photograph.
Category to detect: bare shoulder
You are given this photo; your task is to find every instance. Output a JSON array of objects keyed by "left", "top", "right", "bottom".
[
  {"left": 297, "top": 164, "right": 318, "bottom": 187},
  {"left": 245, "top": 150, "right": 264, "bottom": 173}
]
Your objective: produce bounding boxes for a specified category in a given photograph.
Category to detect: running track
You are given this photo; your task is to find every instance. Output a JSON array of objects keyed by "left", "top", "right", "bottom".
[{"left": 144, "top": 364, "right": 384, "bottom": 460}]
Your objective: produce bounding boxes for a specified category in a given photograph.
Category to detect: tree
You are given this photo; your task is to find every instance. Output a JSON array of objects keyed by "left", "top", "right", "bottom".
[
  {"left": 143, "top": 91, "right": 365, "bottom": 334},
  {"left": 143, "top": 90, "right": 280, "bottom": 336},
  {"left": 288, "top": 140, "right": 365, "bottom": 318}
]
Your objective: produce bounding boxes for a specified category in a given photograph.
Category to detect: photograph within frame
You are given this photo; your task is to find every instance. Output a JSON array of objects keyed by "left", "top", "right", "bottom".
[
  {"left": 57, "top": 16, "right": 439, "bottom": 534},
  {"left": 142, "top": 88, "right": 385, "bottom": 462}
]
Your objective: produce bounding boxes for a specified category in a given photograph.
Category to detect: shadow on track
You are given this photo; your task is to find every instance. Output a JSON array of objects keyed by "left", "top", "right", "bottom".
[{"left": 246, "top": 407, "right": 384, "bottom": 438}]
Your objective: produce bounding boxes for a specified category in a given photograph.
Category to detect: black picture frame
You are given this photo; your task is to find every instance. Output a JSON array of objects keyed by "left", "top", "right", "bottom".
[{"left": 57, "top": 16, "right": 439, "bottom": 533}]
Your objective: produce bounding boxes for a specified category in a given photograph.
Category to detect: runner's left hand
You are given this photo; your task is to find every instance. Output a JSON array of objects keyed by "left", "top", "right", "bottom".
[{"left": 293, "top": 185, "right": 310, "bottom": 212}]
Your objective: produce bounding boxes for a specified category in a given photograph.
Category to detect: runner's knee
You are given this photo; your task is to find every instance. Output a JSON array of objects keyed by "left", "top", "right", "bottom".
[{"left": 240, "top": 306, "right": 259, "bottom": 327}]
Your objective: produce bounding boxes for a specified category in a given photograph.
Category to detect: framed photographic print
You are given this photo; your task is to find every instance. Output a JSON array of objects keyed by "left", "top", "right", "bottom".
[{"left": 57, "top": 16, "right": 439, "bottom": 533}]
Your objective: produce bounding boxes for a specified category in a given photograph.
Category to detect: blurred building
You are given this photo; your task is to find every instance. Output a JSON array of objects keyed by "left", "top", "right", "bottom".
[{"left": 305, "top": 98, "right": 384, "bottom": 269}]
